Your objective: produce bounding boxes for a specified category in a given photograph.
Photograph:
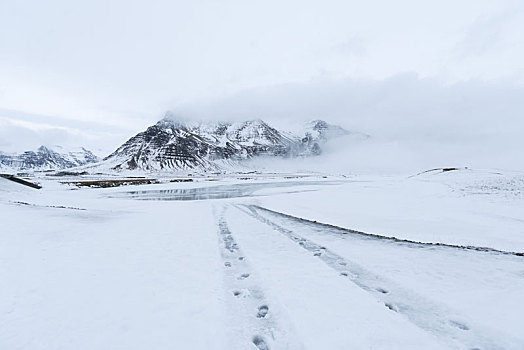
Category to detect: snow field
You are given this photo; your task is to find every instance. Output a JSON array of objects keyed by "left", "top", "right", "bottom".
[{"left": 1, "top": 170, "right": 523, "bottom": 349}]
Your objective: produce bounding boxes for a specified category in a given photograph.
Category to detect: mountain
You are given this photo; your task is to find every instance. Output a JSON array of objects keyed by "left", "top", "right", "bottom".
[
  {"left": 306, "top": 120, "right": 351, "bottom": 140},
  {"left": 0, "top": 146, "right": 100, "bottom": 171},
  {"left": 101, "top": 116, "right": 355, "bottom": 171}
]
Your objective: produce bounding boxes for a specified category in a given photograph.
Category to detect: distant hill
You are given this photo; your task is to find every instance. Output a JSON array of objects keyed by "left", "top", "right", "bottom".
[{"left": 0, "top": 145, "right": 100, "bottom": 171}]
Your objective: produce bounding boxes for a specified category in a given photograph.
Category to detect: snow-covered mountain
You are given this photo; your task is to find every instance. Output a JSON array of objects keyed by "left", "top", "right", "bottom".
[
  {"left": 0, "top": 146, "right": 100, "bottom": 171},
  {"left": 102, "top": 116, "right": 353, "bottom": 171}
]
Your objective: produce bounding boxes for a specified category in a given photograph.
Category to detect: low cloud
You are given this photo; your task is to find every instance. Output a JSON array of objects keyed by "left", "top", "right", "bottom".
[
  {"left": 0, "top": 112, "right": 131, "bottom": 156},
  {"left": 3, "top": 74, "right": 522, "bottom": 172},
  {"left": 174, "top": 74, "right": 524, "bottom": 172}
]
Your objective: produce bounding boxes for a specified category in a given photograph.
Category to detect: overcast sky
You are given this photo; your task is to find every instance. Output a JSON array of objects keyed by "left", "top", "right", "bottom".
[{"left": 1, "top": 0, "right": 523, "bottom": 161}]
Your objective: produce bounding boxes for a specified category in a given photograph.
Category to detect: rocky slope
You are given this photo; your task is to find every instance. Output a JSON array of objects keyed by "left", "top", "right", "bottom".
[
  {"left": 101, "top": 116, "right": 355, "bottom": 171},
  {"left": 0, "top": 146, "right": 100, "bottom": 171}
]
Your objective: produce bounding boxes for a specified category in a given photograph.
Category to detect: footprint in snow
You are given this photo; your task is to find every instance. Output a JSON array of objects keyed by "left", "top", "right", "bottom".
[
  {"left": 257, "top": 305, "right": 269, "bottom": 318},
  {"left": 237, "top": 273, "right": 250, "bottom": 280},
  {"left": 252, "top": 335, "right": 269, "bottom": 350},
  {"left": 385, "top": 303, "right": 398, "bottom": 312},
  {"left": 232, "top": 289, "right": 250, "bottom": 298}
]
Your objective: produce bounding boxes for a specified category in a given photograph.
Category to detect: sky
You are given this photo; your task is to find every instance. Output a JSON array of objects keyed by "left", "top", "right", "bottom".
[{"left": 0, "top": 0, "right": 523, "bottom": 169}]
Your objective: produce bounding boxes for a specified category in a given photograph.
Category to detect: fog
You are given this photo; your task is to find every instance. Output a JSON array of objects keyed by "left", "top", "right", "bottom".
[
  {"left": 1, "top": 0, "right": 523, "bottom": 171},
  {"left": 174, "top": 75, "right": 524, "bottom": 172}
]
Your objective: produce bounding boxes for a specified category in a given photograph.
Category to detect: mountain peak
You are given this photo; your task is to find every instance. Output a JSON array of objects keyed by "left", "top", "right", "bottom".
[
  {"left": 37, "top": 145, "right": 52, "bottom": 153},
  {"left": 100, "top": 116, "right": 359, "bottom": 171}
]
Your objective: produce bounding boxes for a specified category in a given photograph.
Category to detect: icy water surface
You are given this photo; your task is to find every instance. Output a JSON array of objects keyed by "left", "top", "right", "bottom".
[{"left": 109, "top": 181, "right": 339, "bottom": 201}]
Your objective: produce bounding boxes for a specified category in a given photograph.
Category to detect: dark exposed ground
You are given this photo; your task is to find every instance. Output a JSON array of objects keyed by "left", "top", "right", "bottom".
[{"left": 0, "top": 174, "right": 42, "bottom": 189}]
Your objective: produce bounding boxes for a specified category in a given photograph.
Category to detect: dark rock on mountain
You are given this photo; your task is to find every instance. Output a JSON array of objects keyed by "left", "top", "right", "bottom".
[{"left": 102, "top": 116, "right": 354, "bottom": 171}]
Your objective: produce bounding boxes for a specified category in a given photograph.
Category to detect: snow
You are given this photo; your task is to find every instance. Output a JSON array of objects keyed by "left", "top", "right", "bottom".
[
  {"left": 257, "top": 169, "right": 524, "bottom": 251},
  {"left": 0, "top": 178, "right": 225, "bottom": 349},
  {"left": 1, "top": 170, "right": 523, "bottom": 349},
  {"left": 225, "top": 207, "right": 446, "bottom": 349}
]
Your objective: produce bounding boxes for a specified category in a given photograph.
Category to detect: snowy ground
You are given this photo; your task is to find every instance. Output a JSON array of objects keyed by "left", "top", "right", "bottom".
[{"left": 1, "top": 169, "right": 523, "bottom": 349}]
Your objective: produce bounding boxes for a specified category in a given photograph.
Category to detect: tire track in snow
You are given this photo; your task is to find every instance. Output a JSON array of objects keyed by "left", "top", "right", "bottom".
[
  {"left": 250, "top": 206, "right": 524, "bottom": 257},
  {"left": 214, "top": 205, "right": 292, "bottom": 350},
  {"left": 237, "top": 204, "right": 522, "bottom": 350}
]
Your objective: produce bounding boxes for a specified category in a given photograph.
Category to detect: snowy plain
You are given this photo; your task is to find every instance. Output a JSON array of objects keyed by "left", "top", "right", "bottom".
[{"left": 1, "top": 168, "right": 523, "bottom": 349}]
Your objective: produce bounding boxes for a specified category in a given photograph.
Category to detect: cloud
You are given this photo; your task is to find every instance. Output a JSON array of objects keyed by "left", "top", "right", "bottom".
[
  {"left": 0, "top": 118, "right": 73, "bottom": 153},
  {"left": 175, "top": 74, "right": 522, "bottom": 132},
  {"left": 2, "top": 74, "right": 522, "bottom": 172},
  {"left": 0, "top": 110, "right": 134, "bottom": 156},
  {"left": 1, "top": 0, "right": 523, "bottom": 123},
  {"left": 454, "top": 8, "right": 524, "bottom": 57},
  {"left": 173, "top": 74, "right": 524, "bottom": 171},
  {"left": 330, "top": 36, "right": 366, "bottom": 56},
  {"left": 1, "top": 0, "right": 523, "bottom": 170}
]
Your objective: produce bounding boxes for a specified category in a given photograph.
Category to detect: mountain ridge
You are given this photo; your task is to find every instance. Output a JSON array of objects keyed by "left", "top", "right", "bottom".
[
  {"left": 0, "top": 145, "right": 100, "bottom": 172},
  {"left": 99, "top": 116, "right": 359, "bottom": 171}
]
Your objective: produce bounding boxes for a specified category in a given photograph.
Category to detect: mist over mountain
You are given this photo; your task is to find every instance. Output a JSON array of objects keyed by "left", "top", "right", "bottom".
[
  {"left": 99, "top": 115, "right": 359, "bottom": 171},
  {"left": 170, "top": 76, "right": 524, "bottom": 172}
]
